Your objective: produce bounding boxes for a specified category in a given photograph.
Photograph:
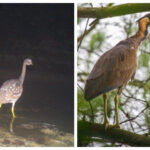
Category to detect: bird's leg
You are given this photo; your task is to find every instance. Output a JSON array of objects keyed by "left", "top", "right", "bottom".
[
  {"left": 103, "top": 94, "right": 109, "bottom": 129},
  {"left": 11, "top": 103, "right": 16, "bottom": 118},
  {"left": 0, "top": 104, "right": 2, "bottom": 108},
  {"left": 114, "top": 94, "right": 120, "bottom": 128}
]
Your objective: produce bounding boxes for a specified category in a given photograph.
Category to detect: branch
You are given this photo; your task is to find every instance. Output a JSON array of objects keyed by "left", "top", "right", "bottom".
[
  {"left": 77, "top": 19, "right": 98, "bottom": 43},
  {"left": 129, "top": 78, "right": 150, "bottom": 89},
  {"left": 78, "top": 3, "right": 150, "bottom": 18},
  {"left": 78, "top": 120, "right": 150, "bottom": 146}
]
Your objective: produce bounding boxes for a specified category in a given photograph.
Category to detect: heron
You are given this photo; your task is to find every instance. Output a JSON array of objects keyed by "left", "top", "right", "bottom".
[
  {"left": 84, "top": 14, "right": 150, "bottom": 128},
  {"left": 0, "top": 58, "right": 33, "bottom": 118}
]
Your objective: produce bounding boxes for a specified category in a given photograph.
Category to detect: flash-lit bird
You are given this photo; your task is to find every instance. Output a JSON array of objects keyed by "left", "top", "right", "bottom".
[
  {"left": 84, "top": 14, "right": 150, "bottom": 128},
  {"left": 0, "top": 58, "right": 33, "bottom": 118}
]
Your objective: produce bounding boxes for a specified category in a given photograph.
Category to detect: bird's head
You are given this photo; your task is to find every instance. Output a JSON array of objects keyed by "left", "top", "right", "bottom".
[
  {"left": 136, "top": 13, "right": 150, "bottom": 36},
  {"left": 137, "top": 13, "right": 150, "bottom": 27},
  {"left": 24, "top": 58, "right": 33, "bottom": 66}
]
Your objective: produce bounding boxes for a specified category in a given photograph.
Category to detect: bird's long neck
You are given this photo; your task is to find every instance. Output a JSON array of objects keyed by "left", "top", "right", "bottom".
[
  {"left": 131, "top": 19, "right": 149, "bottom": 46},
  {"left": 19, "top": 62, "right": 27, "bottom": 86}
]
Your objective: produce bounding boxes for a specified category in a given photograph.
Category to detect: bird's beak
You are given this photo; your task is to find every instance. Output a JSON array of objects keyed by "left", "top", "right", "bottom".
[{"left": 136, "top": 18, "right": 140, "bottom": 23}]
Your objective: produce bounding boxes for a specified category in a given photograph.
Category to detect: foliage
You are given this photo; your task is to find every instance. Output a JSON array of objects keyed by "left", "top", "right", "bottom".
[
  {"left": 78, "top": 3, "right": 150, "bottom": 147},
  {"left": 89, "top": 32, "right": 105, "bottom": 51},
  {"left": 78, "top": 89, "right": 118, "bottom": 124}
]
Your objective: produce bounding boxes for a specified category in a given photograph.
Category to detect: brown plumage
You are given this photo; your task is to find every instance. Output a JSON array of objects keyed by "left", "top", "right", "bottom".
[
  {"left": 84, "top": 14, "right": 150, "bottom": 128},
  {"left": 84, "top": 15, "right": 150, "bottom": 100}
]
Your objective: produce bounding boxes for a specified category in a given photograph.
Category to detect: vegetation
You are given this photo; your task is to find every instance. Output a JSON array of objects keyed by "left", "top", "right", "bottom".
[{"left": 77, "top": 3, "right": 150, "bottom": 147}]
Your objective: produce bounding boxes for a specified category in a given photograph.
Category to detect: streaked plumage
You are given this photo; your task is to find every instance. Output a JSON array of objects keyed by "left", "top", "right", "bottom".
[
  {"left": 0, "top": 79, "right": 23, "bottom": 104},
  {"left": 0, "top": 58, "right": 33, "bottom": 118}
]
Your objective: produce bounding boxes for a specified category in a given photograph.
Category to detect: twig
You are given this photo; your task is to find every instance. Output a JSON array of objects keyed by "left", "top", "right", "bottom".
[
  {"left": 77, "top": 83, "right": 84, "bottom": 92},
  {"left": 122, "top": 92, "right": 146, "bottom": 104},
  {"left": 120, "top": 106, "right": 149, "bottom": 124},
  {"left": 78, "top": 19, "right": 99, "bottom": 43},
  {"left": 77, "top": 18, "right": 89, "bottom": 51},
  {"left": 88, "top": 101, "right": 94, "bottom": 123}
]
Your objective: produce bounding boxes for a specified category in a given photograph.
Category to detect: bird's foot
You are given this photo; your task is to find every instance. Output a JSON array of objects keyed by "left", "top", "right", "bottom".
[
  {"left": 103, "top": 120, "right": 110, "bottom": 130},
  {"left": 103, "top": 122, "right": 120, "bottom": 130},
  {"left": 109, "top": 123, "right": 120, "bottom": 129}
]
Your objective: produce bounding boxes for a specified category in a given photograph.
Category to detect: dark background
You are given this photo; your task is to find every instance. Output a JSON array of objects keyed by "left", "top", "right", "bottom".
[{"left": 0, "top": 4, "right": 74, "bottom": 133}]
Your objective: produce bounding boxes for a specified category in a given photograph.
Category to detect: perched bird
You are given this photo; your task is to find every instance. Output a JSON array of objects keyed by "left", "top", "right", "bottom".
[
  {"left": 0, "top": 58, "right": 33, "bottom": 118},
  {"left": 84, "top": 14, "right": 150, "bottom": 128}
]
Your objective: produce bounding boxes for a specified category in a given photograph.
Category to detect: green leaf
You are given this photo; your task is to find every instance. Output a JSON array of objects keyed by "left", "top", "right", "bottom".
[
  {"left": 89, "top": 32, "right": 105, "bottom": 51},
  {"left": 138, "top": 53, "right": 150, "bottom": 68}
]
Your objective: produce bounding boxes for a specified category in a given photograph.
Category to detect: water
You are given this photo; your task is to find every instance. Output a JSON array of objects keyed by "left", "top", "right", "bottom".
[
  {"left": 0, "top": 68, "right": 74, "bottom": 146},
  {"left": 0, "top": 110, "right": 74, "bottom": 146},
  {"left": 0, "top": 67, "right": 74, "bottom": 147}
]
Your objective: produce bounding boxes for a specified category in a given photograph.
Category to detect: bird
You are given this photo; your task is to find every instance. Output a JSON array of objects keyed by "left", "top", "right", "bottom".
[
  {"left": 0, "top": 58, "right": 33, "bottom": 118},
  {"left": 84, "top": 13, "right": 150, "bottom": 129}
]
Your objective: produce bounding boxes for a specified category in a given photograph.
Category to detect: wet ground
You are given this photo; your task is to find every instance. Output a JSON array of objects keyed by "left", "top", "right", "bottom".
[
  {"left": 0, "top": 67, "right": 74, "bottom": 147},
  {"left": 0, "top": 111, "right": 74, "bottom": 147}
]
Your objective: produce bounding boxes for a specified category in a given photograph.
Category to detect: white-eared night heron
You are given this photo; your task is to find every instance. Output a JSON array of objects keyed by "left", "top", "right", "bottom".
[{"left": 84, "top": 13, "right": 150, "bottom": 129}]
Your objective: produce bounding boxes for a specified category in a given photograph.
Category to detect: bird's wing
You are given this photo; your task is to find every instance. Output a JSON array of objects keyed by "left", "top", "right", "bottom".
[
  {"left": 84, "top": 42, "right": 137, "bottom": 100},
  {"left": 0, "top": 79, "right": 23, "bottom": 102},
  {"left": 131, "top": 71, "right": 136, "bottom": 80},
  {"left": 88, "top": 42, "right": 133, "bottom": 80}
]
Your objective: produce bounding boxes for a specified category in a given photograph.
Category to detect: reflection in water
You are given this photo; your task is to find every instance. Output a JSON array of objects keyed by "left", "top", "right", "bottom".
[
  {"left": 0, "top": 69, "right": 74, "bottom": 146},
  {"left": 10, "top": 117, "right": 15, "bottom": 133},
  {"left": 0, "top": 112, "right": 74, "bottom": 147}
]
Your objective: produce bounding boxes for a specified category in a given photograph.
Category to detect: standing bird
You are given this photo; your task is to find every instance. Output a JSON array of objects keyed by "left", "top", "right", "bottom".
[
  {"left": 0, "top": 58, "right": 33, "bottom": 118},
  {"left": 84, "top": 14, "right": 150, "bottom": 128}
]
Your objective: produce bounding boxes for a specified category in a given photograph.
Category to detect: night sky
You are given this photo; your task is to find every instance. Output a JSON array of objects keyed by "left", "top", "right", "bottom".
[{"left": 0, "top": 4, "right": 74, "bottom": 133}]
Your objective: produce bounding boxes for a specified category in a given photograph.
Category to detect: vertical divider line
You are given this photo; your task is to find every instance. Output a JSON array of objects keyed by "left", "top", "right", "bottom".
[{"left": 74, "top": 1, "right": 77, "bottom": 148}]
